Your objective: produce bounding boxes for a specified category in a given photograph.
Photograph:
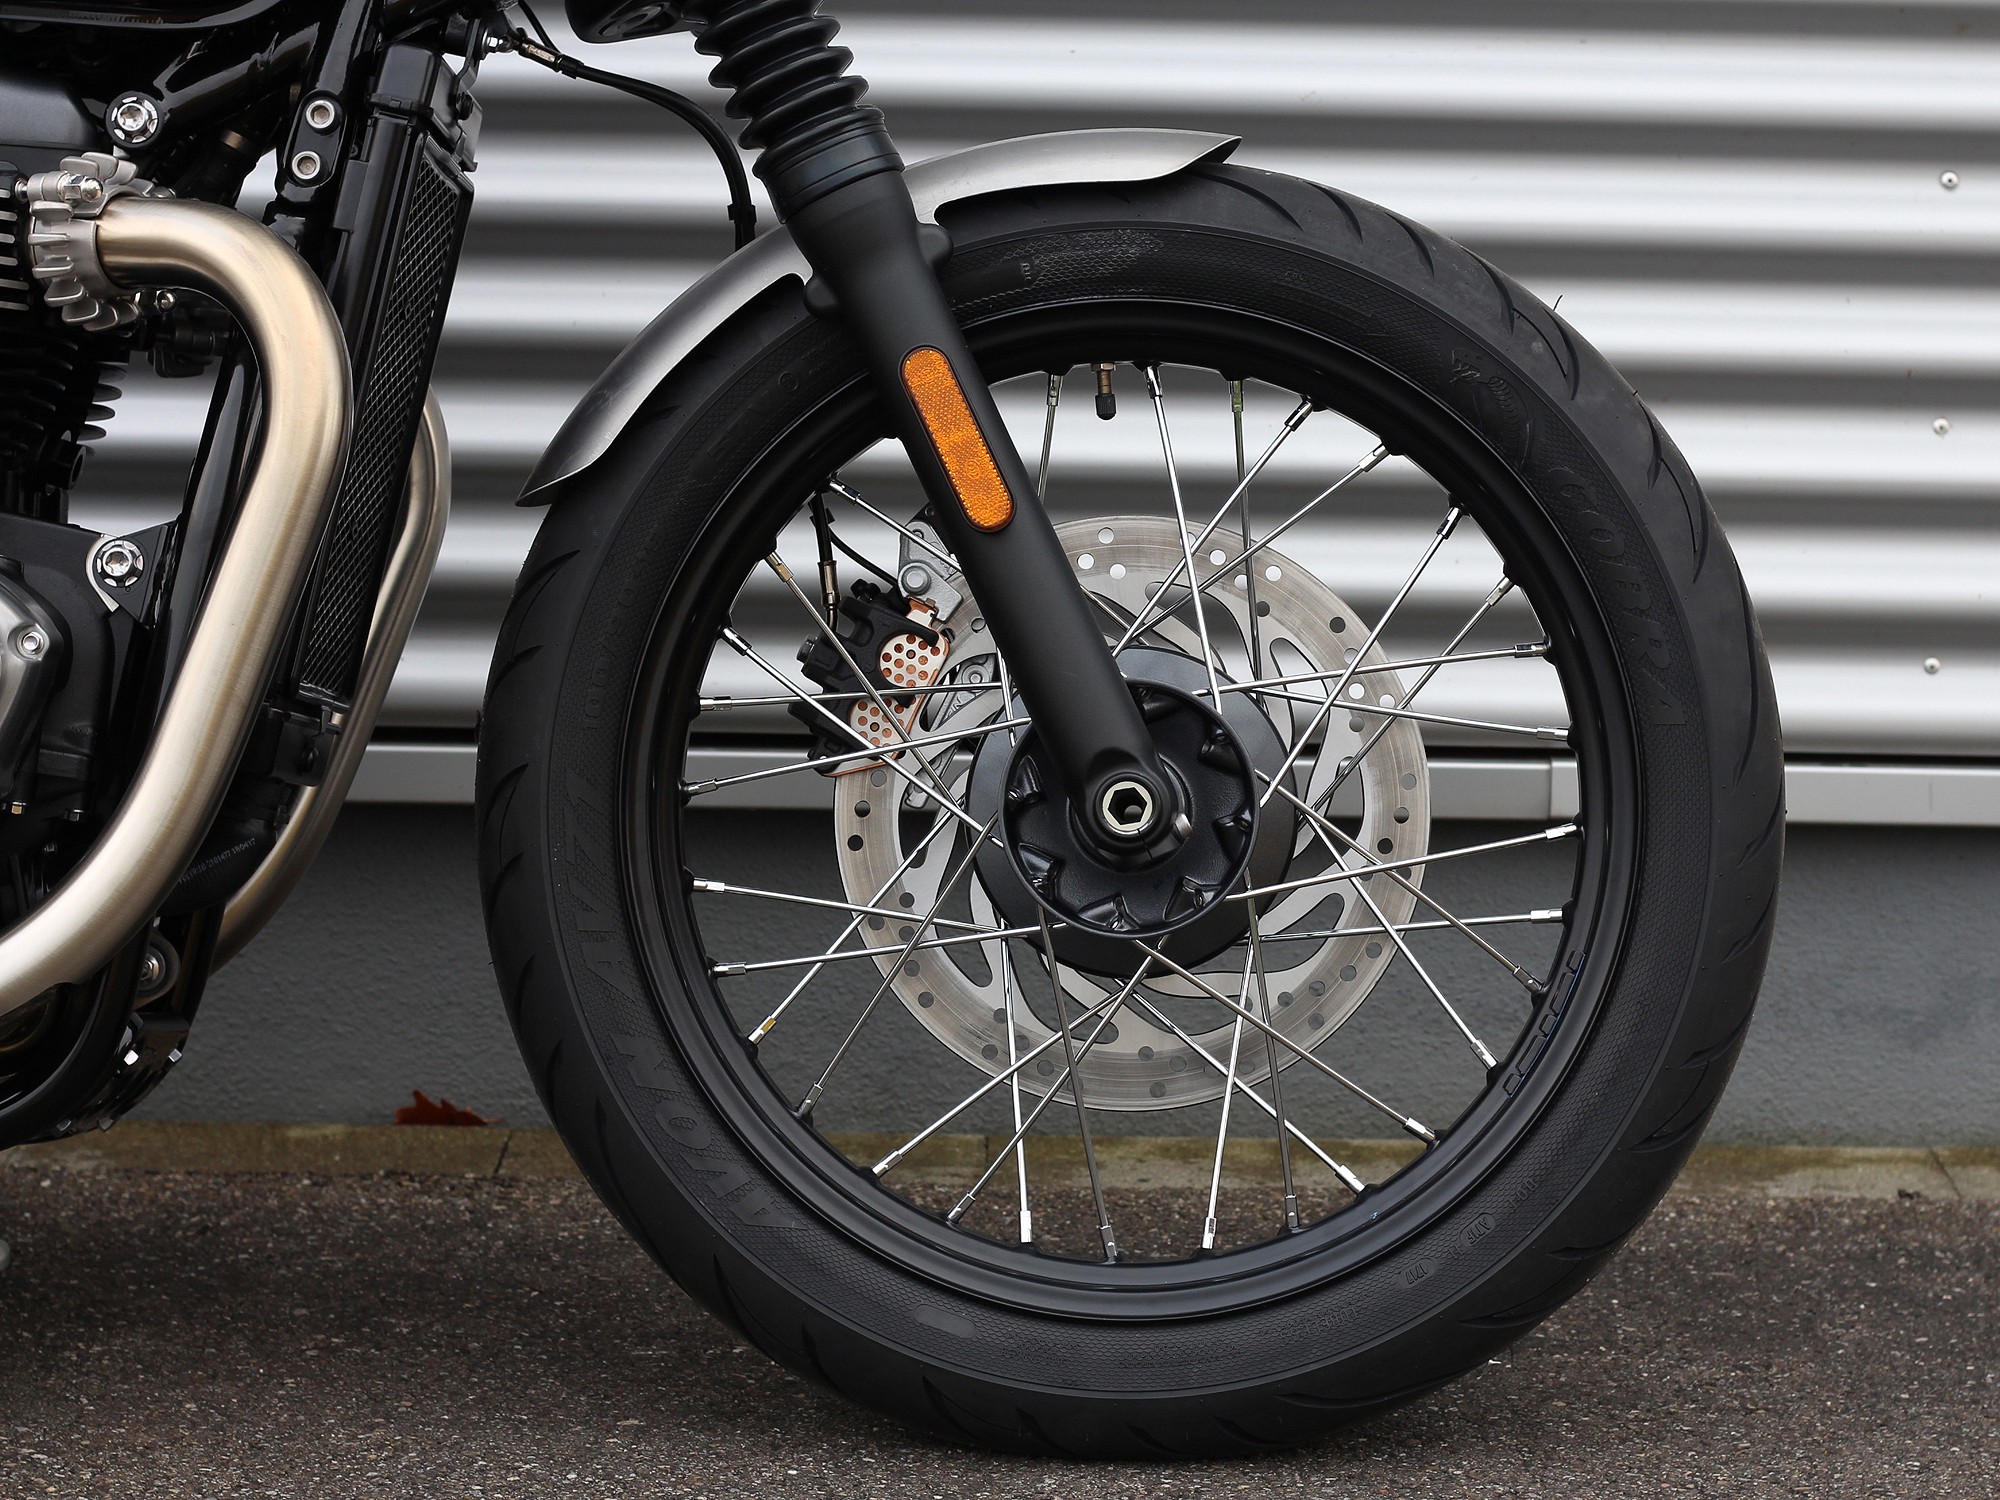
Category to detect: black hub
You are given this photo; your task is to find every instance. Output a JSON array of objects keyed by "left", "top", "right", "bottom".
[{"left": 968, "top": 649, "right": 1297, "bottom": 977}]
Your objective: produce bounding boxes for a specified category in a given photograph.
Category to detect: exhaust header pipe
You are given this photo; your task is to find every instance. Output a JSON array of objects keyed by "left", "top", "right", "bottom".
[{"left": 0, "top": 197, "right": 351, "bottom": 1018}]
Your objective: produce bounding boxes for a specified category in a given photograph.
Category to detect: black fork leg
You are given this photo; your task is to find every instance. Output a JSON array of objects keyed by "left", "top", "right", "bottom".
[{"left": 679, "top": 0, "right": 1181, "bottom": 857}]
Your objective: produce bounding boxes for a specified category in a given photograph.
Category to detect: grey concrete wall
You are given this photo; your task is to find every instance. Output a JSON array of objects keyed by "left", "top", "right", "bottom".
[{"left": 136, "top": 806, "right": 2000, "bottom": 1145}]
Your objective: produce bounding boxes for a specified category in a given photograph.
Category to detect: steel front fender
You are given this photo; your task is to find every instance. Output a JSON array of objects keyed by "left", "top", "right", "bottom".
[{"left": 518, "top": 128, "right": 1240, "bottom": 502}]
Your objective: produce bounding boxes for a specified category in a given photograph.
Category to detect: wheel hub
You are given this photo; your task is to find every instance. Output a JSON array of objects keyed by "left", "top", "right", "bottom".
[
  {"left": 829, "top": 516, "right": 1431, "bottom": 1110},
  {"left": 967, "top": 648, "right": 1295, "bottom": 976}
]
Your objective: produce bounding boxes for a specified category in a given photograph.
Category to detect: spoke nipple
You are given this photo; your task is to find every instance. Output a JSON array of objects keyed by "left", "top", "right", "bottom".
[
  {"left": 1406, "top": 1118, "right": 1437, "bottom": 1145},
  {"left": 1019, "top": 1210, "right": 1034, "bottom": 1244},
  {"left": 1200, "top": 1220, "right": 1218, "bottom": 1251},
  {"left": 947, "top": 1197, "right": 973, "bottom": 1224},
  {"left": 691, "top": 878, "right": 726, "bottom": 893}
]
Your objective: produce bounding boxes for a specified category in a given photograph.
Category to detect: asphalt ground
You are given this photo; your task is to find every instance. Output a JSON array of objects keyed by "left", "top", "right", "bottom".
[{"left": 0, "top": 1161, "right": 1994, "bottom": 1499}]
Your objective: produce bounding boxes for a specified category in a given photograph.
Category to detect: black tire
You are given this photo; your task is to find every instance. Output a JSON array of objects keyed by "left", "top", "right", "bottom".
[{"left": 477, "top": 163, "right": 1783, "bottom": 1455}]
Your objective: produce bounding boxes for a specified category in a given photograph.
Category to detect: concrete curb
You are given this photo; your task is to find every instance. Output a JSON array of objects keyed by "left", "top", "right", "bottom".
[{"left": 3, "top": 1124, "right": 1996, "bottom": 1199}]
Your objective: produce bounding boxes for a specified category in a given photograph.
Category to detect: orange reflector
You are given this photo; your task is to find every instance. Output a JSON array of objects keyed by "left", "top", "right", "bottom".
[{"left": 900, "top": 346, "right": 1014, "bottom": 532}]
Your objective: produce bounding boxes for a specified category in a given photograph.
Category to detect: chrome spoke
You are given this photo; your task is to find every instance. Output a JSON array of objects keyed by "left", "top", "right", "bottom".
[
  {"left": 1201, "top": 945, "right": 1254, "bottom": 1251},
  {"left": 1036, "top": 369, "right": 1064, "bottom": 499},
  {"left": 735, "top": 811, "right": 962, "bottom": 1044},
  {"left": 1143, "top": 365, "right": 1223, "bottom": 707},
  {"left": 699, "top": 680, "right": 1003, "bottom": 711},
  {"left": 1235, "top": 380, "right": 1268, "bottom": 691},
  {"left": 1037, "top": 908, "right": 1117, "bottom": 1261},
  {"left": 1266, "top": 778, "right": 1547, "bottom": 993},
  {"left": 1255, "top": 909, "right": 1563, "bottom": 946},
  {"left": 1246, "top": 908, "right": 1301, "bottom": 1231},
  {"left": 824, "top": 478, "right": 957, "bottom": 570},
  {"left": 1218, "top": 640, "right": 1544, "bottom": 699},
  {"left": 1137, "top": 942, "right": 1436, "bottom": 1143},
  {"left": 719, "top": 627, "right": 988, "bottom": 837},
  {"left": 1111, "top": 392, "right": 1315, "bottom": 655},
  {"left": 1260, "top": 691, "right": 1567, "bottom": 742},
  {"left": 766, "top": 553, "right": 961, "bottom": 804},
  {"left": 692, "top": 876, "right": 996, "bottom": 936},
  {"left": 1233, "top": 823, "right": 1580, "bottom": 905},
  {"left": 869, "top": 977, "right": 1132, "bottom": 1177},
  {"left": 1258, "top": 504, "right": 1462, "bottom": 810},
  {"left": 683, "top": 712, "right": 1025, "bottom": 796},
  {"left": 945, "top": 956, "right": 1155, "bottom": 1233},
  {"left": 1122, "top": 988, "right": 1364, "bottom": 1192},
  {"left": 1314, "top": 577, "right": 1517, "bottom": 811},
  {"left": 1211, "top": 444, "right": 1391, "bottom": 592},
  {"left": 796, "top": 815, "right": 998, "bottom": 1118},
  {"left": 1289, "top": 791, "right": 1498, "bottom": 1070},
  {"left": 1000, "top": 936, "right": 1033, "bottom": 1244},
  {"left": 711, "top": 921, "right": 1047, "bottom": 977}
]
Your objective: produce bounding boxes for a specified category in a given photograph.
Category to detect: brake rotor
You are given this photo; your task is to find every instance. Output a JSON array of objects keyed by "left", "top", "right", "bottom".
[{"left": 831, "top": 517, "right": 1429, "bottom": 1110}]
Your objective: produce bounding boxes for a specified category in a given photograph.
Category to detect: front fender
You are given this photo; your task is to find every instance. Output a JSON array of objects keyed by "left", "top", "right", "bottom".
[{"left": 518, "top": 128, "right": 1240, "bottom": 502}]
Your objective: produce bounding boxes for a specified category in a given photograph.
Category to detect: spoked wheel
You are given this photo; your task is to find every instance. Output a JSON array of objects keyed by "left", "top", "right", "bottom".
[{"left": 479, "top": 164, "right": 1782, "bottom": 1454}]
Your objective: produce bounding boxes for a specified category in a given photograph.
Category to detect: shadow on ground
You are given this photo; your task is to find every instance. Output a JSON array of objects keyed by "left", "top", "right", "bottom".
[{"left": 0, "top": 1171, "right": 1993, "bottom": 1498}]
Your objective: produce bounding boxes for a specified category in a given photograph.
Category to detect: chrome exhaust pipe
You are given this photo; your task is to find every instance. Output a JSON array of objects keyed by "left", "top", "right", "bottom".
[
  {"left": 0, "top": 197, "right": 350, "bottom": 1020},
  {"left": 214, "top": 391, "right": 449, "bottom": 968}
]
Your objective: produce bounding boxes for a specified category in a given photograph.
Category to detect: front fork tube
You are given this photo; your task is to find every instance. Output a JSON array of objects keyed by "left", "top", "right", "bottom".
[{"left": 787, "top": 172, "right": 1180, "bottom": 853}]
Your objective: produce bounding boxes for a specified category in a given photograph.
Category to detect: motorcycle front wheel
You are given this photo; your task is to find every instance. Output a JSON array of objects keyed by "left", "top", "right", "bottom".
[{"left": 477, "top": 162, "right": 1782, "bottom": 1455}]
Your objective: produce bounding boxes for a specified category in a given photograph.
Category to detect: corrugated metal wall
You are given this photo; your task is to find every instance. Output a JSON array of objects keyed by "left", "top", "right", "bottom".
[{"left": 79, "top": 0, "right": 2000, "bottom": 821}]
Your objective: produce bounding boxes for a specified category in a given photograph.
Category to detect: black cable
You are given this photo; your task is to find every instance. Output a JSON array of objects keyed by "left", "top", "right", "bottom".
[
  {"left": 504, "top": 3, "right": 758, "bottom": 249},
  {"left": 833, "top": 530, "right": 900, "bottom": 589}
]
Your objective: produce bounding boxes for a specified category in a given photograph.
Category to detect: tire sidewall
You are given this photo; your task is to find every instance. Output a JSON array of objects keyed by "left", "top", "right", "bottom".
[{"left": 478, "top": 167, "right": 1782, "bottom": 1436}]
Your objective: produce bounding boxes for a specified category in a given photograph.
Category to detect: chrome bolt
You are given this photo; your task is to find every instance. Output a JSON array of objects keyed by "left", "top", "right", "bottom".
[
  {"left": 106, "top": 92, "right": 161, "bottom": 147},
  {"left": 303, "top": 95, "right": 341, "bottom": 132},
  {"left": 54, "top": 172, "right": 105, "bottom": 207},
  {"left": 96, "top": 537, "right": 144, "bottom": 586},
  {"left": 138, "top": 950, "right": 165, "bottom": 990},
  {"left": 290, "top": 150, "right": 324, "bottom": 183},
  {"left": 148, "top": 289, "right": 176, "bottom": 315},
  {"left": 1934, "top": 417, "right": 1952, "bottom": 436},
  {"left": 15, "top": 627, "right": 47, "bottom": 661},
  {"left": 1097, "top": 777, "right": 1159, "bottom": 838},
  {"left": 1941, "top": 169, "right": 1961, "bottom": 190},
  {"left": 1925, "top": 657, "right": 1942, "bottom": 674},
  {"left": 898, "top": 562, "right": 934, "bottom": 597}
]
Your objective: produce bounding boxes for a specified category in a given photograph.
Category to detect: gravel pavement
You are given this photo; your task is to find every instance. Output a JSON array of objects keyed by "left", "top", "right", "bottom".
[{"left": 0, "top": 1168, "right": 1993, "bottom": 1499}]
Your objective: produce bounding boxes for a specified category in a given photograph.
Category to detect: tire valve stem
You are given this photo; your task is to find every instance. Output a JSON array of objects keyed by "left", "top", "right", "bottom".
[{"left": 1093, "top": 360, "right": 1117, "bottom": 420}]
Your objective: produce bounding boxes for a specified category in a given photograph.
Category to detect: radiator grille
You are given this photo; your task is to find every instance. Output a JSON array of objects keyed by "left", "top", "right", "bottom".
[{"left": 294, "top": 140, "right": 468, "bottom": 706}]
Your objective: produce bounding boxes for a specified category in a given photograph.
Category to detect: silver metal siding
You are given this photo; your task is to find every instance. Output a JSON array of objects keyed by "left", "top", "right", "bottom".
[{"left": 74, "top": 1, "right": 2000, "bottom": 819}]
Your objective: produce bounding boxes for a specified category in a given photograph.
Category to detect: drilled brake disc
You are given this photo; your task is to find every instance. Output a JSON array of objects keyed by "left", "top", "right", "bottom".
[{"left": 831, "top": 517, "right": 1430, "bottom": 1110}]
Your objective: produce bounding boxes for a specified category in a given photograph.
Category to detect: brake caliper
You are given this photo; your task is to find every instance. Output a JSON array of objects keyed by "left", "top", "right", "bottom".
[{"left": 791, "top": 581, "right": 950, "bottom": 773}]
